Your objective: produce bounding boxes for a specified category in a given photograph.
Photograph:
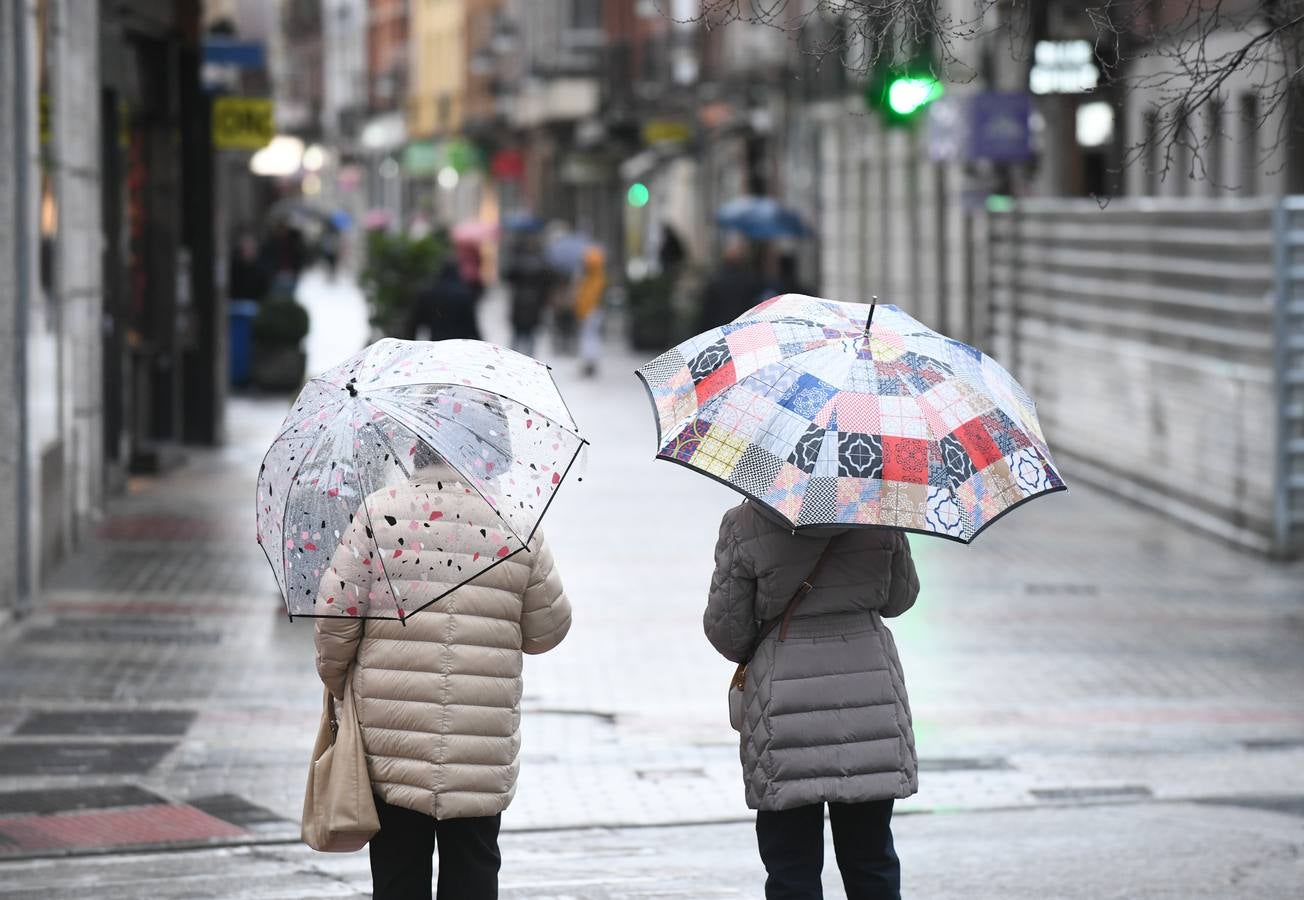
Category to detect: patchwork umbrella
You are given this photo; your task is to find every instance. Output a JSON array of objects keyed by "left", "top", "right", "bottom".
[
  {"left": 635, "top": 294, "right": 1064, "bottom": 542},
  {"left": 258, "top": 339, "right": 586, "bottom": 620}
]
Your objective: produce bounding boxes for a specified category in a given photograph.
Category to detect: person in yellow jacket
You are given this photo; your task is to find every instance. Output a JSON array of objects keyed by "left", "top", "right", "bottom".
[{"left": 573, "top": 245, "right": 606, "bottom": 377}]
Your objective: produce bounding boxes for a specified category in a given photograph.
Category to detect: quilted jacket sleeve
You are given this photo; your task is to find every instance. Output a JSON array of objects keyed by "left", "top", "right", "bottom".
[
  {"left": 881, "top": 531, "right": 920, "bottom": 619},
  {"left": 703, "top": 511, "right": 759, "bottom": 663},
  {"left": 521, "top": 531, "right": 571, "bottom": 655},
  {"left": 313, "top": 511, "right": 373, "bottom": 698}
]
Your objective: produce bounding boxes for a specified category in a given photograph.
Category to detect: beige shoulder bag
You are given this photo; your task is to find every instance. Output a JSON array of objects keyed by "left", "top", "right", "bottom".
[{"left": 301, "top": 672, "right": 380, "bottom": 852}]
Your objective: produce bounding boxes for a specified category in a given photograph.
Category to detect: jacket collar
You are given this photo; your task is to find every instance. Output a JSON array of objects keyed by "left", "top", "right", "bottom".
[{"left": 746, "top": 499, "right": 853, "bottom": 537}]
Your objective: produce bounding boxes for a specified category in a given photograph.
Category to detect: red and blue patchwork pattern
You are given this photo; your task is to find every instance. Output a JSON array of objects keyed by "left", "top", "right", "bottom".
[{"left": 635, "top": 294, "right": 1065, "bottom": 543}]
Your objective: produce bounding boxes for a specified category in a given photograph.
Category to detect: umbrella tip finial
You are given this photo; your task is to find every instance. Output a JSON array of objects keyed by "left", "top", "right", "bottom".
[
  {"left": 865, "top": 298, "right": 877, "bottom": 333},
  {"left": 346, "top": 379, "right": 358, "bottom": 398}
]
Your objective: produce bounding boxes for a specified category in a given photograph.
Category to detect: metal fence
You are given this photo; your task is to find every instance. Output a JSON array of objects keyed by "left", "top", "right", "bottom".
[
  {"left": 1275, "top": 198, "right": 1304, "bottom": 557},
  {"left": 986, "top": 196, "right": 1304, "bottom": 557}
]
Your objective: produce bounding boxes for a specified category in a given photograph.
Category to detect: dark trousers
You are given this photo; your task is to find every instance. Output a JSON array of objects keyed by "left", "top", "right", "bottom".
[
  {"left": 369, "top": 794, "right": 502, "bottom": 900},
  {"left": 756, "top": 799, "right": 899, "bottom": 900}
]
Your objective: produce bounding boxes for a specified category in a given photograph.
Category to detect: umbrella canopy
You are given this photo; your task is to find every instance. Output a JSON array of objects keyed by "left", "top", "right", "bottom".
[
  {"left": 502, "top": 211, "right": 545, "bottom": 233},
  {"left": 362, "top": 208, "right": 392, "bottom": 230},
  {"left": 452, "top": 219, "right": 499, "bottom": 244},
  {"left": 634, "top": 294, "right": 1065, "bottom": 542},
  {"left": 716, "top": 196, "right": 811, "bottom": 240},
  {"left": 545, "top": 232, "right": 595, "bottom": 275},
  {"left": 258, "top": 339, "right": 586, "bottom": 620}
]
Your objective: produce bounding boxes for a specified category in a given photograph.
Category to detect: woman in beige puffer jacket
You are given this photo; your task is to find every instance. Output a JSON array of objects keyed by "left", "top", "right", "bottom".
[{"left": 314, "top": 458, "right": 570, "bottom": 900}]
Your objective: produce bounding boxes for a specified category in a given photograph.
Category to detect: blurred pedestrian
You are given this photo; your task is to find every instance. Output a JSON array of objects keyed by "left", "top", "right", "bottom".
[
  {"left": 704, "top": 502, "right": 920, "bottom": 899},
  {"left": 697, "top": 235, "right": 762, "bottom": 331},
  {"left": 261, "top": 221, "right": 307, "bottom": 290},
  {"left": 227, "top": 230, "right": 268, "bottom": 302},
  {"left": 760, "top": 250, "right": 815, "bottom": 301},
  {"left": 658, "top": 224, "right": 686, "bottom": 274},
  {"left": 457, "top": 242, "right": 485, "bottom": 303},
  {"left": 319, "top": 222, "right": 342, "bottom": 280},
  {"left": 551, "top": 286, "right": 579, "bottom": 357},
  {"left": 314, "top": 428, "right": 572, "bottom": 900},
  {"left": 406, "top": 260, "right": 481, "bottom": 342},
  {"left": 573, "top": 245, "right": 606, "bottom": 378},
  {"left": 503, "top": 236, "right": 552, "bottom": 357}
]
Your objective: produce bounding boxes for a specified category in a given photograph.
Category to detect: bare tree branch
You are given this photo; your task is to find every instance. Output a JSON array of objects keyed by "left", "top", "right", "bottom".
[{"left": 666, "top": 1, "right": 1304, "bottom": 190}]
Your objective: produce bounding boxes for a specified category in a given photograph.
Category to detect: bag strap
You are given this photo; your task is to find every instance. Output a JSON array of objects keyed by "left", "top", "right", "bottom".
[{"left": 747, "top": 534, "right": 841, "bottom": 659}]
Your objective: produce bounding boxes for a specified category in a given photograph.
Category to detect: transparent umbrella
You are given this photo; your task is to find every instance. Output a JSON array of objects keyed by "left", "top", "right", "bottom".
[{"left": 257, "top": 338, "right": 586, "bottom": 620}]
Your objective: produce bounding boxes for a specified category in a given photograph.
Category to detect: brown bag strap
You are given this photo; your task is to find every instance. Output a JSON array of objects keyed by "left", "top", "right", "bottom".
[
  {"left": 776, "top": 534, "right": 840, "bottom": 641},
  {"left": 746, "top": 534, "right": 840, "bottom": 659}
]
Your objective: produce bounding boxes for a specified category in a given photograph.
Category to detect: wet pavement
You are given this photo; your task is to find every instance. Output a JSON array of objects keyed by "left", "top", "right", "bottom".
[{"left": 0, "top": 273, "right": 1302, "bottom": 896}]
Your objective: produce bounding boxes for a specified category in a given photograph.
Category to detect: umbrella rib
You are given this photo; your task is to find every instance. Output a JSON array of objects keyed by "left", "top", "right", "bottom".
[
  {"left": 268, "top": 406, "right": 353, "bottom": 608},
  {"left": 523, "top": 438, "right": 585, "bottom": 546},
  {"left": 358, "top": 419, "right": 408, "bottom": 622},
  {"left": 365, "top": 392, "right": 518, "bottom": 466},
  {"left": 363, "top": 380, "right": 583, "bottom": 438},
  {"left": 360, "top": 396, "right": 532, "bottom": 548},
  {"left": 655, "top": 341, "right": 841, "bottom": 450},
  {"left": 266, "top": 381, "right": 344, "bottom": 446}
]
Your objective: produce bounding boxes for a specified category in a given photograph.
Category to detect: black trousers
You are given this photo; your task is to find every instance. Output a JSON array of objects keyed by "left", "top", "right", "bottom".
[
  {"left": 755, "top": 799, "right": 899, "bottom": 900},
  {"left": 369, "top": 794, "right": 502, "bottom": 900}
]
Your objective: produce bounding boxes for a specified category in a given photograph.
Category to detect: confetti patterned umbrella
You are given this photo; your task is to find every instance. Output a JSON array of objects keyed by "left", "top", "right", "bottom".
[
  {"left": 635, "top": 294, "right": 1065, "bottom": 542},
  {"left": 258, "top": 339, "right": 585, "bottom": 619}
]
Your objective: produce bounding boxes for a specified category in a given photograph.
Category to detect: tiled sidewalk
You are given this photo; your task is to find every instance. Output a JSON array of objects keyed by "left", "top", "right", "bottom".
[{"left": 0, "top": 326, "right": 1302, "bottom": 865}]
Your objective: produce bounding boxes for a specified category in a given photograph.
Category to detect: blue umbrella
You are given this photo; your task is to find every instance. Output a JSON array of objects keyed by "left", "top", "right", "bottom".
[
  {"left": 716, "top": 196, "right": 811, "bottom": 240},
  {"left": 330, "top": 210, "right": 353, "bottom": 231},
  {"left": 502, "top": 211, "right": 545, "bottom": 233},
  {"left": 546, "top": 232, "right": 595, "bottom": 275}
]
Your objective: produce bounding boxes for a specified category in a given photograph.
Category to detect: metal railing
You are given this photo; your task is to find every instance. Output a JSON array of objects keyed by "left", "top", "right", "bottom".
[
  {"left": 1274, "top": 197, "right": 1304, "bottom": 556},
  {"left": 986, "top": 196, "right": 1303, "bottom": 557}
]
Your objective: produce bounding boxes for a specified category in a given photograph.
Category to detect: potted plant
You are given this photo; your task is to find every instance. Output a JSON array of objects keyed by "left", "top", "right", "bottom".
[
  {"left": 358, "top": 230, "right": 447, "bottom": 337},
  {"left": 251, "top": 289, "right": 310, "bottom": 391},
  {"left": 627, "top": 271, "right": 681, "bottom": 351}
]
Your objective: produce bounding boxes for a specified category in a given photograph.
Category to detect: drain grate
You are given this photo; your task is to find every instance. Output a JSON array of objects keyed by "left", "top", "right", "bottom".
[
  {"left": 1241, "top": 738, "right": 1304, "bottom": 751},
  {"left": 1193, "top": 795, "right": 1304, "bottom": 819},
  {"left": 0, "top": 785, "right": 168, "bottom": 817},
  {"left": 0, "top": 741, "right": 176, "bottom": 776},
  {"left": 188, "top": 794, "right": 286, "bottom": 828},
  {"left": 1023, "top": 584, "right": 1100, "bottom": 596},
  {"left": 20, "top": 619, "right": 222, "bottom": 645},
  {"left": 919, "top": 757, "right": 1012, "bottom": 772},
  {"left": 635, "top": 767, "right": 708, "bottom": 781},
  {"left": 1031, "top": 785, "right": 1152, "bottom": 802},
  {"left": 15, "top": 710, "right": 196, "bottom": 737}
]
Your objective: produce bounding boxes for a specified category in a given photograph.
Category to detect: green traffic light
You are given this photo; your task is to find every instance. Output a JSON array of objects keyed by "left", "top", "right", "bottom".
[
  {"left": 886, "top": 76, "right": 944, "bottom": 117},
  {"left": 627, "top": 183, "right": 650, "bottom": 208}
]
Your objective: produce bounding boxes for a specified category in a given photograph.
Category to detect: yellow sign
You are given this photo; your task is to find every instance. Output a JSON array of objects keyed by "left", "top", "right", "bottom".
[
  {"left": 212, "top": 97, "right": 273, "bottom": 150},
  {"left": 642, "top": 119, "right": 693, "bottom": 145}
]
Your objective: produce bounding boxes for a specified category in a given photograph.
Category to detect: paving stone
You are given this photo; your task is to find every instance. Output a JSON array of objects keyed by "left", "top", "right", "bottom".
[
  {"left": 0, "top": 742, "right": 177, "bottom": 777},
  {"left": 14, "top": 710, "right": 195, "bottom": 737},
  {"left": 0, "top": 284, "right": 1300, "bottom": 889},
  {"left": 0, "top": 785, "right": 166, "bottom": 816}
]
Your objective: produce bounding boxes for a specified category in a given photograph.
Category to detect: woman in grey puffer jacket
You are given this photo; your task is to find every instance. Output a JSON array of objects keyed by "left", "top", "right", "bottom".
[{"left": 704, "top": 499, "right": 920, "bottom": 900}]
